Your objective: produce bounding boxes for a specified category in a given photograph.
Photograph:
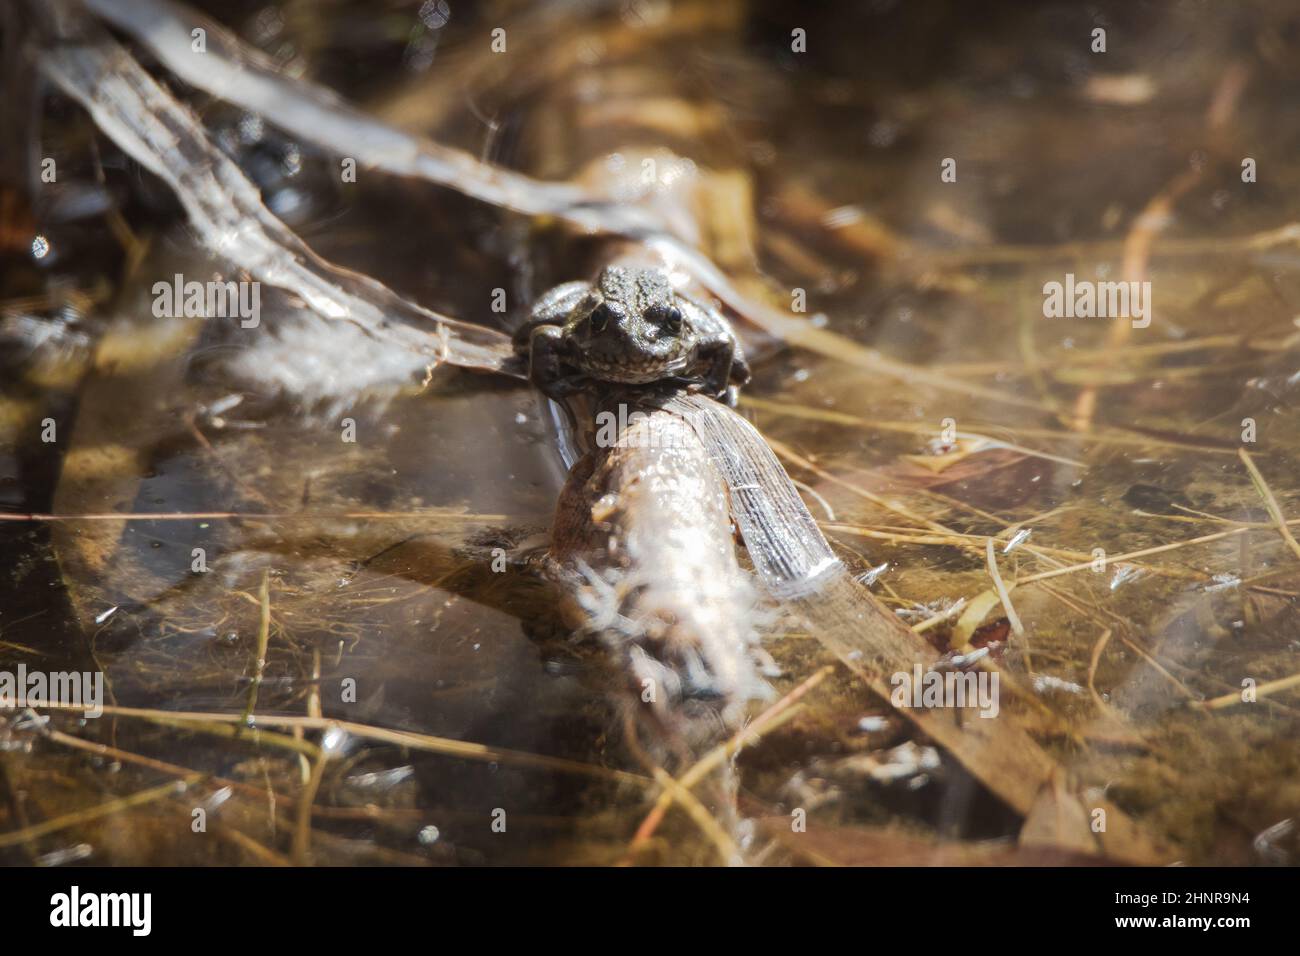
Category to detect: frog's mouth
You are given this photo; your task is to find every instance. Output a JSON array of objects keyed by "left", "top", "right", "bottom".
[{"left": 583, "top": 352, "right": 689, "bottom": 384}]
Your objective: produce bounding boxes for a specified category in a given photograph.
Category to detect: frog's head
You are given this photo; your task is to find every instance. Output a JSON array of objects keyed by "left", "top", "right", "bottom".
[{"left": 568, "top": 267, "right": 692, "bottom": 384}]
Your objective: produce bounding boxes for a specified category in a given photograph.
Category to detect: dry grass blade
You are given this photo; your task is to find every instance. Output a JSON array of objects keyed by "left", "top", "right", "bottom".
[
  {"left": 1237, "top": 448, "right": 1300, "bottom": 564},
  {"left": 15, "top": 701, "right": 645, "bottom": 786},
  {"left": 0, "top": 775, "right": 198, "bottom": 849},
  {"left": 769, "top": 438, "right": 954, "bottom": 533},
  {"left": 621, "top": 713, "right": 739, "bottom": 865},
  {"left": 743, "top": 395, "right": 1237, "bottom": 456},
  {"left": 986, "top": 537, "right": 1025, "bottom": 638},
  {"left": 1016, "top": 527, "right": 1253, "bottom": 585},
  {"left": 622, "top": 666, "right": 834, "bottom": 863},
  {"left": 0, "top": 510, "right": 513, "bottom": 523},
  {"left": 1200, "top": 670, "right": 1300, "bottom": 711},
  {"left": 293, "top": 753, "right": 329, "bottom": 865},
  {"left": 240, "top": 570, "right": 272, "bottom": 726},
  {"left": 1087, "top": 628, "right": 1115, "bottom": 715}
]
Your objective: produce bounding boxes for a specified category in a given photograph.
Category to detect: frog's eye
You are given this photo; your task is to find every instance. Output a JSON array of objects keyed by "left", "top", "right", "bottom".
[
  {"left": 588, "top": 304, "right": 611, "bottom": 333},
  {"left": 659, "top": 306, "right": 683, "bottom": 334}
]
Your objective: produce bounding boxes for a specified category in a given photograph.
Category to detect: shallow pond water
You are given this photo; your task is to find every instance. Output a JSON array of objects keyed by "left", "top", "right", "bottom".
[{"left": 2, "top": 0, "right": 1299, "bottom": 865}]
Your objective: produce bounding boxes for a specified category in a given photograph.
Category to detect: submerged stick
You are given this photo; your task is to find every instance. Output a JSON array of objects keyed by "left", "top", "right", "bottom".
[
  {"left": 73, "top": 0, "right": 1051, "bottom": 412},
  {"left": 34, "top": 2, "right": 516, "bottom": 382},
  {"left": 547, "top": 397, "right": 774, "bottom": 741},
  {"left": 81, "top": 0, "right": 640, "bottom": 227}
]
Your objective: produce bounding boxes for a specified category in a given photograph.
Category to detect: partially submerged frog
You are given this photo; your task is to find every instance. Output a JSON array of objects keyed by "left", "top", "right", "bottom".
[{"left": 515, "top": 265, "right": 750, "bottom": 405}]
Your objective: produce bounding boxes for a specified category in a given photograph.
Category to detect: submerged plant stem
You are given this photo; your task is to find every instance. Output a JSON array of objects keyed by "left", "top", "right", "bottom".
[
  {"left": 1237, "top": 448, "right": 1300, "bottom": 564},
  {"left": 0, "top": 776, "right": 198, "bottom": 849}
]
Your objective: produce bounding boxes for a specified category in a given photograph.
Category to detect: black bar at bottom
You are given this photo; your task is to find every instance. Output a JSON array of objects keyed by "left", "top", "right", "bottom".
[{"left": 2, "top": 865, "right": 1282, "bottom": 942}]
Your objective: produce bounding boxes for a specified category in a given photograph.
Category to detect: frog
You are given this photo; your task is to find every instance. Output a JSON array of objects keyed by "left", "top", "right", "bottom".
[{"left": 514, "top": 265, "right": 750, "bottom": 406}]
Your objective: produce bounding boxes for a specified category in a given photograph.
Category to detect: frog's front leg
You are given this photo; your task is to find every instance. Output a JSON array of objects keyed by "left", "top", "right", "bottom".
[
  {"left": 682, "top": 300, "right": 749, "bottom": 406},
  {"left": 512, "top": 281, "right": 592, "bottom": 349},
  {"left": 695, "top": 337, "right": 739, "bottom": 406},
  {"left": 527, "top": 325, "right": 588, "bottom": 403}
]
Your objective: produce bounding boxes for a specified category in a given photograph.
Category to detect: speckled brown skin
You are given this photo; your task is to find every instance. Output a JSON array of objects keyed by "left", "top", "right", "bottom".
[{"left": 547, "top": 396, "right": 772, "bottom": 743}]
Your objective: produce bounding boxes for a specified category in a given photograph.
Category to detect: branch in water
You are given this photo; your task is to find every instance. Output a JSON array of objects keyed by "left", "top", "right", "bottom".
[
  {"left": 33, "top": 1, "right": 521, "bottom": 398},
  {"left": 68, "top": 0, "right": 1055, "bottom": 411},
  {"left": 81, "top": 0, "right": 659, "bottom": 233}
]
